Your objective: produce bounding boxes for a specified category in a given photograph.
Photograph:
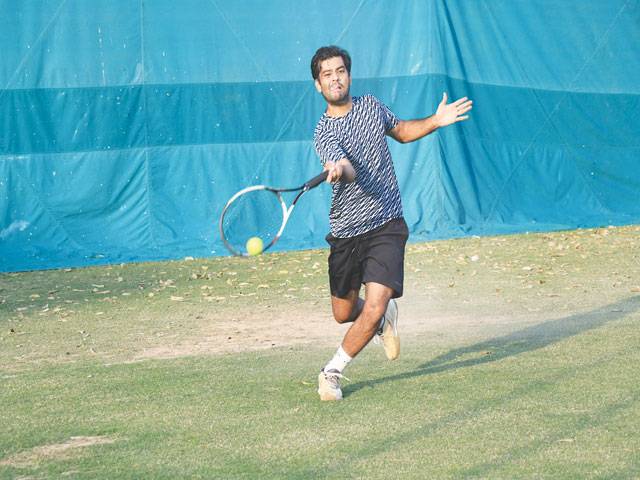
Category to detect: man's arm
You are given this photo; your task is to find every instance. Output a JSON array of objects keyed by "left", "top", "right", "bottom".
[
  {"left": 388, "top": 93, "right": 473, "bottom": 144},
  {"left": 324, "top": 158, "right": 356, "bottom": 184}
]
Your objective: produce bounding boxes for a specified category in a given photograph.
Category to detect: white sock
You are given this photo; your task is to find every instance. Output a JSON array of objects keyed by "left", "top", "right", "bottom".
[{"left": 323, "top": 346, "right": 352, "bottom": 373}]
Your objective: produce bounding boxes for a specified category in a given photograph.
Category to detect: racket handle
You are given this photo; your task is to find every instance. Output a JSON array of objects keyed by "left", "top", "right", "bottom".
[{"left": 304, "top": 171, "right": 329, "bottom": 190}]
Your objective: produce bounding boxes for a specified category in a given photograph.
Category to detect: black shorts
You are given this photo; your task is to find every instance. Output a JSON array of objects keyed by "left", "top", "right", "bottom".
[{"left": 326, "top": 217, "right": 409, "bottom": 299}]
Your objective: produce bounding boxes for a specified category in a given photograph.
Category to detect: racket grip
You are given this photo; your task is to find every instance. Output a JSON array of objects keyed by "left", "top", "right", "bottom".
[{"left": 305, "top": 171, "right": 329, "bottom": 190}]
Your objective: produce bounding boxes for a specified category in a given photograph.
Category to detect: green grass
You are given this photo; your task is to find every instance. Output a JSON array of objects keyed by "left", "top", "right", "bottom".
[
  {"left": 2, "top": 322, "right": 640, "bottom": 479},
  {"left": 1, "top": 226, "right": 640, "bottom": 478}
]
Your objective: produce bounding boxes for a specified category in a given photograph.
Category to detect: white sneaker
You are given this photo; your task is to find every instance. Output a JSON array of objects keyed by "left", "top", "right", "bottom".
[
  {"left": 378, "top": 299, "right": 400, "bottom": 360},
  {"left": 317, "top": 369, "right": 345, "bottom": 401}
]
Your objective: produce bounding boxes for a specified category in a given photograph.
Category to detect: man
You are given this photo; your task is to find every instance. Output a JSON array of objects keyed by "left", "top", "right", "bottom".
[{"left": 311, "top": 45, "right": 472, "bottom": 401}]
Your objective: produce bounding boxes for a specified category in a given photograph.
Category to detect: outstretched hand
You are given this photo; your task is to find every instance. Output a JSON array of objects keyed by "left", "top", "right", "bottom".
[{"left": 435, "top": 92, "right": 473, "bottom": 128}]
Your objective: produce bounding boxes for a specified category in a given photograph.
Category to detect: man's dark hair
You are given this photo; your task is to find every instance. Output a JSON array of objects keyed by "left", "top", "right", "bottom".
[{"left": 310, "top": 46, "right": 351, "bottom": 80}]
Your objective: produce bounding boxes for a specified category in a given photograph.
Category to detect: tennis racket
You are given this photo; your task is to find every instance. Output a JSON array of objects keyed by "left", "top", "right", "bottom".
[{"left": 219, "top": 171, "right": 329, "bottom": 256}]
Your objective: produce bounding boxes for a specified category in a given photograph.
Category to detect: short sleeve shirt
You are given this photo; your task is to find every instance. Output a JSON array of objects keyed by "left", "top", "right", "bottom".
[{"left": 313, "top": 94, "right": 403, "bottom": 238}]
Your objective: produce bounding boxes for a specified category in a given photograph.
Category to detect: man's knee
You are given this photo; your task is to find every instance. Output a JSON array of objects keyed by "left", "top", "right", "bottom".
[
  {"left": 360, "top": 299, "right": 387, "bottom": 326},
  {"left": 331, "top": 291, "right": 361, "bottom": 324},
  {"left": 332, "top": 309, "right": 352, "bottom": 324}
]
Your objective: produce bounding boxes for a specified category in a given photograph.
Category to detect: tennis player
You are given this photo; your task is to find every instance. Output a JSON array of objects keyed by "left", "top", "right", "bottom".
[{"left": 312, "top": 45, "right": 473, "bottom": 401}]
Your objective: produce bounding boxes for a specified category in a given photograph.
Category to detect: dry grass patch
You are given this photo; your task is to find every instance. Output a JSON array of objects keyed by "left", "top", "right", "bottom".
[{"left": 0, "top": 436, "right": 116, "bottom": 468}]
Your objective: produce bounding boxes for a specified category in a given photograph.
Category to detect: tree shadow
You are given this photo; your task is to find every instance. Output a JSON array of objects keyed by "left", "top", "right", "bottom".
[{"left": 344, "top": 295, "right": 640, "bottom": 397}]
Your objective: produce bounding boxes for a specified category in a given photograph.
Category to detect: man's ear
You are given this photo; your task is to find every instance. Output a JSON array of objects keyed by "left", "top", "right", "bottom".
[{"left": 314, "top": 79, "right": 322, "bottom": 93}]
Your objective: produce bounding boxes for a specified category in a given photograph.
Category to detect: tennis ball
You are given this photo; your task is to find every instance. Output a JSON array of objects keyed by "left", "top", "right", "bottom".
[{"left": 246, "top": 236, "right": 264, "bottom": 256}]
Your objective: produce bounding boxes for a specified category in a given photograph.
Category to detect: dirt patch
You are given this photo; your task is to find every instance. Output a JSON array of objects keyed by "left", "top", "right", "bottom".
[
  {"left": 132, "top": 308, "right": 344, "bottom": 361},
  {"left": 129, "top": 283, "right": 640, "bottom": 363},
  {"left": 129, "top": 296, "right": 550, "bottom": 362},
  {"left": 0, "top": 436, "right": 117, "bottom": 468}
]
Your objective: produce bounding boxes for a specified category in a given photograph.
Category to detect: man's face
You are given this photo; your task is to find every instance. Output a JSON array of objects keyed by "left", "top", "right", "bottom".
[{"left": 315, "top": 56, "right": 351, "bottom": 105}]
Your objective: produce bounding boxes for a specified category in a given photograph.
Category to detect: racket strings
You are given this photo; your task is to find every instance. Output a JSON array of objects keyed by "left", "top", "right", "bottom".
[{"left": 220, "top": 189, "right": 284, "bottom": 255}]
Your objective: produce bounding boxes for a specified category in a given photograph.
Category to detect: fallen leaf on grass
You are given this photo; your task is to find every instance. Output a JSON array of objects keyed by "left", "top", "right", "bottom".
[{"left": 204, "top": 296, "right": 227, "bottom": 302}]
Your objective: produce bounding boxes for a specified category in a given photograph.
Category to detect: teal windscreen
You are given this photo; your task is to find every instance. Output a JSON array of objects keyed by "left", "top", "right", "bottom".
[{"left": 1, "top": 1, "right": 639, "bottom": 271}]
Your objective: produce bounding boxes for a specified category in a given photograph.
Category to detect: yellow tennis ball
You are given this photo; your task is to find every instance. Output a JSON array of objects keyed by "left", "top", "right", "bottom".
[{"left": 246, "top": 236, "right": 264, "bottom": 256}]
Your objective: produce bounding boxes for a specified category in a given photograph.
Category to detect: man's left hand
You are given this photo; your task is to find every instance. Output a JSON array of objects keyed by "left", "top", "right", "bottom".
[{"left": 435, "top": 92, "right": 473, "bottom": 127}]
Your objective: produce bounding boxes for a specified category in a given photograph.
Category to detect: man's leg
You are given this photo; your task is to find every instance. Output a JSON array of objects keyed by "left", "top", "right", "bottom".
[
  {"left": 341, "top": 282, "right": 393, "bottom": 357},
  {"left": 319, "top": 290, "right": 361, "bottom": 378},
  {"left": 318, "top": 283, "right": 392, "bottom": 401}
]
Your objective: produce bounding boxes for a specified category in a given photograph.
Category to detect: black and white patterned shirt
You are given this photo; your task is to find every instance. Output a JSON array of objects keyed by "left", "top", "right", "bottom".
[{"left": 314, "top": 94, "right": 403, "bottom": 238}]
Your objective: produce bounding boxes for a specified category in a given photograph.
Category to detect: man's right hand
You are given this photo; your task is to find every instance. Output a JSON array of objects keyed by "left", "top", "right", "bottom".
[{"left": 325, "top": 158, "right": 355, "bottom": 183}]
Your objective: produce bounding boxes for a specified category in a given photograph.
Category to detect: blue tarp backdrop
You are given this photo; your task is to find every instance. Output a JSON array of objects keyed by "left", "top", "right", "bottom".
[{"left": 1, "top": 0, "right": 639, "bottom": 272}]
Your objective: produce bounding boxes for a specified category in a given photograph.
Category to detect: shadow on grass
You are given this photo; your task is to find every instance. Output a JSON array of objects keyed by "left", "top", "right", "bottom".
[
  {"left": 456, "top": 389, "right": 640, "bottom": 478},
  {"left": 344, "top": 295, "right": 640, "bottom": 398}
]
